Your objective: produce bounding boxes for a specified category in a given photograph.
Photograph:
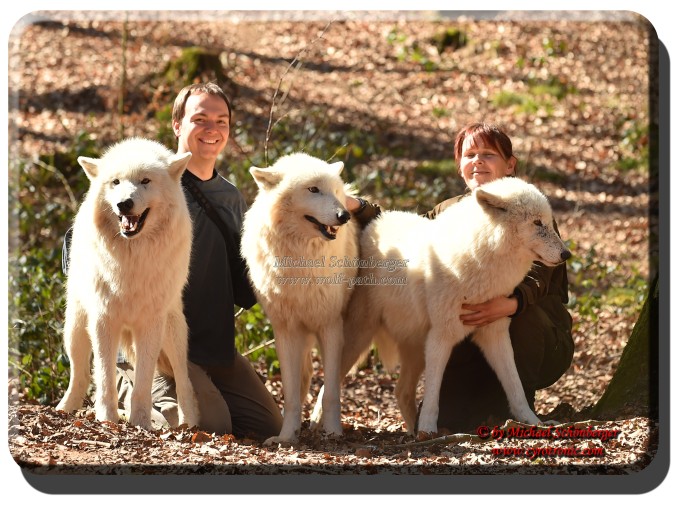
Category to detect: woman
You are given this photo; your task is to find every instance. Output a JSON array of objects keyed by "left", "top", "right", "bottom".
[{"left": 426, "top": 122, "right": 573, "bottom": 432}]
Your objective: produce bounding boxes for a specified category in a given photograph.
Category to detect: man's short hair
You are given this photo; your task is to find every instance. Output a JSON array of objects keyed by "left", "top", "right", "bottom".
[{"left": 172, "top": 82, "right": 232, "bottom": 126}]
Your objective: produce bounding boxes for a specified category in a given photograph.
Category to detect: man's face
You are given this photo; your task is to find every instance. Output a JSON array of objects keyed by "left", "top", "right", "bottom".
[{"left": 173, "top": 92, "right": 230, "bottom": 162}]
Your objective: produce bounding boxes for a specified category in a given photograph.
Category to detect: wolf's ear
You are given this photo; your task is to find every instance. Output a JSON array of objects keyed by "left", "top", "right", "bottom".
[
  {"left": 167, "top": 152, "right": 192, "bottom": 181},
  {"left": 250, "top": 167, "right": 283, "bottom": 190},
  {"left": 329, "top": 161, "right": 344, "bottom": 176},
  {"left": 78, "top": 156, "right": 100, "bottom": 180},
  {"left": 475, "top": 187, "right": 509, "bottom": 213}
]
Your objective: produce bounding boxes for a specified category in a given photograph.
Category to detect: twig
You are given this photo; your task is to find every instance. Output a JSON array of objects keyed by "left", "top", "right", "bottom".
[
  {"left": 391, "top": 432, "right": 482, "bottom": 449},
  {"left": 243, "top": 338, "right": 276, "bottom": 357},
  {"left": 264, "top": 20, "right": 335, "bottom": 166},
  {"left": 228, "top": 136, "right": 256, "bottom": 168},
  {"left": 32, "top": 158, "right": 78, "bottom": 211},
  {"left": 118, "top": 13, "right": 129, "bottom": 139},
  {"left": 326, "top": 143, "right": 348, "bottom": 163},
  {"left": 72, "top": 439, "right": 112, "bottom": 448}
]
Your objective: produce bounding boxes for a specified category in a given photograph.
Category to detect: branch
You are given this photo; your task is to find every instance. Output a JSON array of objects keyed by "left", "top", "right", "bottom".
[
  {"left": 264, "top": 20, "right": 335, "bottom": 166},
  {"left": 227, "top": 136, "right": 256, "bottom": 168},
  {"left": 243, "top": 338, "right": 275, "bottom": 357},
  {"left": 32, "top": 158, "right": 78, "bottom": 211}
]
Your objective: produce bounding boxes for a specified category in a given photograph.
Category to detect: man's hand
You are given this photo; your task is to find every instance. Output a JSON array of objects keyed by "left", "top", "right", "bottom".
[
  {"left": 345, "top": 195, "right": 363, "bottom": 212},
  {"left": 460, "top": 295, "right": 518, "bottom": 327}
]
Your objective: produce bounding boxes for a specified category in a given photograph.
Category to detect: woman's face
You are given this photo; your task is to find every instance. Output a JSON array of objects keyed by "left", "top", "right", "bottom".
[{"left": 459, "top": 135, "right": 516, "bottom": 190}]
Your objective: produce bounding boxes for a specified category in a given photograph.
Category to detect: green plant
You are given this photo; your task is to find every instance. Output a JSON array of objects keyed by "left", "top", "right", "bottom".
[
  {"left": 430, "top": 27, "right": 468, "bottom": 54},
  {"left": 617, "top": 119, "right": 649, "bottom": 172},
  {"left": 263, "top": 107, "right": 385, "bottom": 179},
  {"left": 567, "top": 244, "right": 648, "bottom": 325},
  {"left": 491, "top": 76, "right": 575, "bottom": 117},
  {"left": 432, "top": 107, "right": 449, "bottom": 118},
  {"left": 8, "top": 132, "right": 100, "bottom": 402},
  {"left": 234, "top": 304, "right": 279, "bottom": 375},
  {"left": 386, "top": 27, "right": 439, "bottom": 71},
  {"left": 161, "top": 46, "right": 228, "bottom": 86},
  {"left": 541, "top": 37, "right": 568, "bottom": 57},
  {"left": 8, "top": 249, "right": 70, "bottom": 404}
]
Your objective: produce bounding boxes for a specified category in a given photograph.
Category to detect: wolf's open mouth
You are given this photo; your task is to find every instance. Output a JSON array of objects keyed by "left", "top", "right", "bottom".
[
  {"left": 304, "top": 215, "right": 340, "bottom": 240},
  {"left": 119, "top": 208, "right": 150, "bottom": 237}
]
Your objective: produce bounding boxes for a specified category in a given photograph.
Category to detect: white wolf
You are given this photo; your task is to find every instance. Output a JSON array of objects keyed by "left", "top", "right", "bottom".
[
  {"left": 241, "top": 153, "right": 359, "bottom": 445},
  {"left": 56, "top": 137, "right": 199, "bottom": 430},
  {"left": 314, "top": 177, "right": 571, "bottom": 435}
]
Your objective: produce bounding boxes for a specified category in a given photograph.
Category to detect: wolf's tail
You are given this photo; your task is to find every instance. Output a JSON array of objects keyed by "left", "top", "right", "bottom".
[{"left": 372, "top": 330, "right": 400, "bottom": 372}]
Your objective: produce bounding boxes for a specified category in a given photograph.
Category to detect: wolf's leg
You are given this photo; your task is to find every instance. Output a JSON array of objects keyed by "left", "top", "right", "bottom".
[
  {"left": 310, "top": 287, "right": 377, "bottom": 429},
  {"left": 472, "top": 320, "right": 542, "bottom": 425},
  {"left": 417, "top": 327, "right": 456, "bottom": 435},
  {"left": 161, "top": 307, "right": 199, "bottom": 428},
  {"left": 128, "top": 319, "right": 163, "bottom": 430},
  {"left": 316, "top": 319, "right": 344, "bottom": 437},
  {"left": 264, "top": 330, "right": 313, "bottom": 446},
  {"left": 395, "top": 342, "right": 425, "bottom": 434},
  {"left": 56, "top": 305, "right": 92, "bottom": 413},
  {"left": 90, "top": 318, "right": 122, "bottom": 423},
  {"left": 300, "top": 349, "right": 313, "bottom": 407}
]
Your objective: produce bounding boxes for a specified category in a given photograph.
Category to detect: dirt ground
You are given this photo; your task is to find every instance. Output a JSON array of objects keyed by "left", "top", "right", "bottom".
[{"left": 7, "top": 10, "right": 658, "bottom": 481}]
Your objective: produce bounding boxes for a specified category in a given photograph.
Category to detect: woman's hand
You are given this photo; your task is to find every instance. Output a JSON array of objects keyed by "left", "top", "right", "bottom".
[{"left": 460, "top": 295, "right": 518, "bottom": 327}]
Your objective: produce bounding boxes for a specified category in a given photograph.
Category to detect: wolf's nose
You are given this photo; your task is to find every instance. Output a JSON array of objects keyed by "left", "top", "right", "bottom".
[
  {"left": 337, "top": 209, "right": 351, "bottom": 224},
  {"left": 117, "top": 199, "right": 134, "bottom": 213},
  {"left": 561, "top": 250, "right": 572, "bottom": 261}
]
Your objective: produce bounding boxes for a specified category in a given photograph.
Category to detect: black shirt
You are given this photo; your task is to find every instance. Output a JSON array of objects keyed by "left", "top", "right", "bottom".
[{"left": 182, "top": 169, "right": 256, "bottom": 366}]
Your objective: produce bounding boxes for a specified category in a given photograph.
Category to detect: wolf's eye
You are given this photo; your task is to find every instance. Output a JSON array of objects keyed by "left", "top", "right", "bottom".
[
  {"left": 141, "top": 178, "right": 150, "bottom": 185},
  {"left": 112, "top": 179, "right": 120, "bottom": 186},
  {"left": 533, "top": 219, "right": 543, "bottom": 226},
  {"left": 308, "top": 187, "right": 320, "bottom": 193}
]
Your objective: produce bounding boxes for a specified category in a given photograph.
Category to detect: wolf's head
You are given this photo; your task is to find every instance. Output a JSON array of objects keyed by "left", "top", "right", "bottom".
[
  {"left": 474, "top": 177, "right": 572, "bottom": 266},
  {"left": 79, "top": 138, "right": 191, "bottom": 240},
  {"left": 250, "top": 153, "right": 353, "bottom": 241}
]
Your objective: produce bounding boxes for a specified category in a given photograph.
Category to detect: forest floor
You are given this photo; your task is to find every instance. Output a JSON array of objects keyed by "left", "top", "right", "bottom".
[{"left": 7, "top": 11, "right": 658, "bottom": 479}]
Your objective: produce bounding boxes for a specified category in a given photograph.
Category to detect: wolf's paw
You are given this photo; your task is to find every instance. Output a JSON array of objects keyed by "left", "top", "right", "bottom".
[
  {"left": 55, "top": 400, "right": 71, "bottom": 413},
  {"left": 263, "top": 435, "right": 298, "bottom": 448},
  {"left": 95, "top": 407, "right": 120, "bottom": 425},
  {"left": 514, "top": 411, "right": 542, "bottom": 426},
  {"left": 416, "top": 430, "right": 438, "bottom": 442},
  {"left": 322, "top": 419, "right": 343, "bottom": 437},
  {"left": 128, "top": 410, "right": 153, "bottom": 431},
  {"left": 322, "top": 427, "right": 343, "bottom": 440},
  {"left": 56, "top": 396, "right": 81, "bottom": 414},
  {"left": 178, "top": 411, "right": 199, "bottom": 429}
]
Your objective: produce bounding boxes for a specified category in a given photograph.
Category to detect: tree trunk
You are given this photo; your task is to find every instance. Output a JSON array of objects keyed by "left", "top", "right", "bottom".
[{"left": 589, "top": 274, "right": 658, "bottom": 419}]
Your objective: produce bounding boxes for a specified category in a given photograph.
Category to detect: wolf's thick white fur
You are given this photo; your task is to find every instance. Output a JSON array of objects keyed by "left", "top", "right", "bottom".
[
  {"left": 316, "top": 177, "right": 570, "bottom": 435},
  {"left": 56, "top": 138, "right": 198, "bottom": 430},
  {"left": 241, "top": 153, "right": 359, "bottom": 445}
]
